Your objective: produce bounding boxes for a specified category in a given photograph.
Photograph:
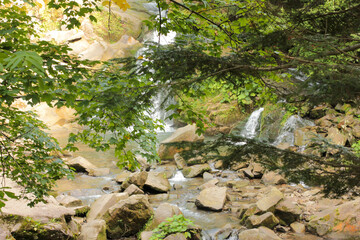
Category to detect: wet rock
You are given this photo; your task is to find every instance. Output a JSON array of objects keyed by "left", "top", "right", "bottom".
[
  {"left": 237, "top": 227, "right": 281, "bottom": 240},
  {"left": 230, "top": 162, "right": 247, "bottom": 171},
  {"left": 182, "top": 164, "right": 211, "bottom": 178},
  {"left": 124, "top": 184, "right": 144, "bottom": 196},
  {"left": 242, "top": 204, "right": 262, "bottom": 219},
  {"left": 195, "top": 186, "right": 227, "bottom": 211},
  {"left": 158, "top": 124, "right": 204, "bottom": 160},
  {"left": 153, "top": 203, "right": 182, "bottom": 227},
  {"left": 140, "top": 231, "right": 153, "bottom": 240},
  {"left": 246, "top": 212, "right": 279, "bottom": 229},
  {"left": 174, "top": 153, "right": 187, "bottom": 170},
  {"left": 214, "top": 160, "right": 224, "bottom": 169},
  {"left": 226, "top": 179, "right": 250, "bottom": 189},
  {"left": 256, "top": 187, "right": 283, "bottom": 212},
  {"left": 144, "top": 172, "right": 171, "bottom": 193},
  {"left": 173, "top": 184, "right": 183, "bottom": 190},
  {"left": 103, "top": 194, "right": 153, "bottom": 238},
  {"left": 275, "top": 198, "right": 302, "bottom": 224},
  {"left": 198, "top": 178, "right": 219, "bottom": 190},
  {"left": 294, "top": 127, "right": 317, "bottom": 147},
  {"left": 87, "top": 193, "right": 129, "bottom": 220},
  {"left": 187, "top": 156, "right": 206, "bottom": 166},
  {"left": 153, "top": 165, "right": 177, "bottom": 179},
  {"left": 148, "top": 193, "right": 169, "bottom": 203},
  {"left": 310, "top": 106, "right": 327, "bottom": 119},
  {"left": 261, "top": 171, "right": 286, "bottom": 185},
  {"left": 11, "top": 222, "right": 74, "bottom": 240},
  {"left": 63, "top": 156, "right": 97, "bottom": 174},
  {"left": 121, "top": 171, "right": 148, "bottom": 190},
  {"left": 115, "top": 170, "right": 131, "bottom": 184},
  {"left": 243, "top": 162, "right": 264, "bottom": 179},
  {"left": 56, "top": 195, "right": 83, "bottom": 208},
  {"left": 164, "top": 233, "right": 187, "bottom": 240},
  {"left": 88, "top": 168, "right": 110, "bottom": 177},
  {"left": 290, "top": 222, "right": 305, "bottom": 234},
  {"left": 78, "top": 219, "right": 106, "bottom": 240},
  {"left": 203, "top": 172, "right": 213, "bottom": 180},
  {"left": 307, "top": 197, "right": 360, "bottom": 237},
  {"left": 326, "top": 127, "right": 347, "bottom": 146}
]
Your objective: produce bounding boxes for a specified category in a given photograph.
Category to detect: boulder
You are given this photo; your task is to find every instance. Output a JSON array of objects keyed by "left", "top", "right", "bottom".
[
  {"left": 290, "top": 222, "right": 305, "bottom": 234},
  {"left": 230, "top": 162, "right": 247, "bottom": 171},
  {"left": 326, "top": 127, "right": 347, "bottom": 146},
  {"left": 214, "top": 160, "right": 224, "bottom": 169},
  {"left": 115, "top": 170, "right": 131, "bottom": 184},
  {"left": 195, "top": 186, "right": 227, "bottom": 211},
  {"left": 153, "top": 203, "right": 182, "bottom": 227},
  {"left": 198, "top": 178, "right": 219, "bottom": 190},
  {"left": 246, "top": 212, "right": 279, "bottom": 229},
  {"left": 294, "top": 127, "right": 317, "bottom": 147},
  {"left": 261, "top": 171, "right": 286, "bottom": 185},
  {"left": 182, "top": 164, "right": 211, "bottom": 178},
  {"left": 56, "top": 195, "right": 83, "bottom": 208},
  {"left": 256, "top": 187, "right": 283, "bottom": 212},
  {"left": 242, "top": 204, "right": 262, "bottom": 219},
  {"left": 79, "top": 41, "right": 106, "bottom": 61},
  {"left": 63, "top": 156, "right": 97, "bottom": 174},
  {"left": 11, "top": 222, "right": 74, "bottom": 240},
  {"left": 237, "top": 227, "right": 281, "bottom": 240},
  {"left": 174, "top": 153, "right": 187, "bottom": 170},
  {"left": 307, "top": 198, "right": 360, "bottom": 237},
  {"left": 158, "top": 124, "right": 204, "bottom": 160},
  {"left": 88, "top": 168, "right": 110, "bottom": 177},
  {"left": 144, "top": 172, "right": 171, "bottom": 193},
  {"left": 121, "top": 171, "right": 148, "bottom": 190},
  {"left": 78, "top": 219, "right": 107, "bottom": 240},
  {"left": 203, "top": 172, "right": 213, "bottom": 180},
  {"left": 140, "top": 231, "right": 153, "bottom": 240},
  {"left": 87, "top": 193, "right": 129, "bottom": 220},
  {"left": 275, "top": 198, "right": 302, "bottom": 224},
  {"left": 124, "top": 184, "right": 144, "bottom": 196},
  {"left": 153, "top": 165, "right": 177, "bottom": 179},
  {"left": 103, "top": 194, "right": 153, "bottom": 238},
  {"left": 164, "top": 233, "right": 187, "bottom": 240},
  {"left": 351, "top": 125, "right": 360, "bottom": 138}
]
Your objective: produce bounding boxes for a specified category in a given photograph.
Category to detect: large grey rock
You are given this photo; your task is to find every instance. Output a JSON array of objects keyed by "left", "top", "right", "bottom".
[
  {"left": 103, "top": 194, "right": 153, "bottom": 238},
  {"left": 56, "top": 195, "right": 83, "bottom": 208},
  {"left": 63, "top": 156, "right": 97, "bottom": 174},
  {"left": 275, "top": 198, "right": 302, "bottom": 224},
  {"left": 158, "top": 124, "right": 204, "bottom": 160},
  {"left": 144, "top": 172, "right": 171, "bottom": 193},
  {"left": 87, "top": 193, "right": 129, "bottom": 220},
  {"left": 121, "top": 171, "right": 148, "bottom": 189},
  {"left": 195, "top": 186, "right": 227, "bottom": 211},
  {"left": 11, "top": 222, "right": 74, "bottom": 240},
  {"left": 307, "top": 198, "right": 360, "bottom": 237},
  {"left": 246, "top": 212, "right": 279, "bottom": 229},
  {"left": 237, "top": 227, "right": 281, "bottom": 240},
  {"left": 124, "top": 184, "right": 144, "bottom": 196},
  {"left": 261, "top": 171, "right": 286, "bottom": 185},
  {"left": 182, "top": 164, "right": 211, "bottom": 178},
  {"left": 153, "top": 203, "right": 182, "bottom": 227},
  {"left": 290, "top": 222, "right": 305, "bottom": 234},
  {"left": 78, "top": 219, "right": 106, "bottom": 240},
  {"left": 256, "top": 187, "right": 283, "bottom": 212}
]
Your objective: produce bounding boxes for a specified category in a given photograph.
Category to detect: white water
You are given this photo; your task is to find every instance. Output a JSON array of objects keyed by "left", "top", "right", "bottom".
[
  {"left": 273, "top": 115, "right": 314, "bottom": 146},
  {"left": 240, "top": 108, "right": 264, "bottom": 139},
  {"left": 169, "top": 170, "right": 186, "bottom": 182}
]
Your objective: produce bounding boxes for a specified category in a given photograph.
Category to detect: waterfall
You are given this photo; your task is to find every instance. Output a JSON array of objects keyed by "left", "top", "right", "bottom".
[
  {"left": 273, "top": 115, "right": 314, "bottom": 146},
  {"left": 240, "top": 108, "right": 264, "bottom": 139},
  {"left": 169, "top": 170, "right": 186, "bottom": 182}
]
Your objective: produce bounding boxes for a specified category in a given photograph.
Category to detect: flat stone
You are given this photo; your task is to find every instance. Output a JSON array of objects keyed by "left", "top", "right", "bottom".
[
  {"left": 153, "top": 203, "right": 182, "bottom": 227},
  {"left": 144, "top": 172, "right": 171, "bottom": 193},
  {"left": 124, "top": 184, "right": 144, "bottom": 196},
  {"left": 290, "top": 222, "right": 306, "bottom": 234},
  {"left": 256, "top": 187, "right": 283, "bottom": 212},
  {"left": 261, "top": 171, "right": 286, "bottom": 185},
  {"left": 246, "top": 212, "right": 279, "bottom": 229},
  {"left": 195, "top": 186, "right": 227, "bottom": 211},
  {"left": 237, "top": 227, "right": 281, "bottom": 240},
  {"left": 275, "top": 198, "right": 302, "bottom": 224},
  {"left": 182, "top": 164, "right": 211, "bottom": 178},
  {"left": 203, "top": 172, "right": 213, "bottom": 180},
  {"left": 78, "top": 219, "right": 107, "bottom": 240},
  {"left": 87, "top": 193, "right": 129, "bottom": 220}
]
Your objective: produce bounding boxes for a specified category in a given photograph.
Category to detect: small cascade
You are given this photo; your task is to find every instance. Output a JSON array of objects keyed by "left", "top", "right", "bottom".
[
  {"left": 169, "top": 170, "right": 186, "bottom": 182},
  {"left": 273, "top": 115, "right": 314, "bottom": 146},
  {"left": 240, "top": 108, "right": 264, "bottom": 139}
]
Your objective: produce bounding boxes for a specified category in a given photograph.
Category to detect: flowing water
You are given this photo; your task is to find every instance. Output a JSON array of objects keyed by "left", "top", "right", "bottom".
[
  {"left": 240, "top": 108, "right": 264, "bottom": 139},
  {"left": 273, "top": 115, "right": 314, "bottom": 146}
]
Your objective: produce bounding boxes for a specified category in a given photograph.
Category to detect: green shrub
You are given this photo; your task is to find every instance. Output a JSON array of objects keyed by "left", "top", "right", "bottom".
[{"left": 150, "top": 214, "right": 194, "bottom": 240}]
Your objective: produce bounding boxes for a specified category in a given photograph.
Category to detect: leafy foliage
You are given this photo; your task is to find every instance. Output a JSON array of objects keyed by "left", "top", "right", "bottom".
[{"left": 150, "top": 214, "right": 194, "bottom": 240}]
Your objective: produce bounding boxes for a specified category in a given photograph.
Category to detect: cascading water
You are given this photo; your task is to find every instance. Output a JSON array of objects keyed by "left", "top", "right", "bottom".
[
  {"left": 273, "top": 115, "right": 314, "bottom": 146},
  {"left": 240, "top": 108, "right": 264, "bottom": 139}
]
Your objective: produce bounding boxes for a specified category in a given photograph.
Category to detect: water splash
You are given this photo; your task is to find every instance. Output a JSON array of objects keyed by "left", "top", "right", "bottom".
[
  {"left": 240, "top": 108, "right": 264, "bottom": 139},
  {"left": 273, "top": 115, "right": 314, "bottom": 146},
  {"left": 169, "top": 170, "right": 186, "bottom": 182}
]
